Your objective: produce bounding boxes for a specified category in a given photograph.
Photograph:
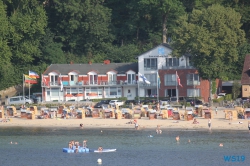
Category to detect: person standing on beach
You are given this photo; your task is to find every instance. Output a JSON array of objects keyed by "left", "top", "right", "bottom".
[
  {"left": 208, "top": 118, "right": 211, "bottom": 130},
  {"left": 215, "top": 107, "right": 217, "bottom": 115},
  {"left": 248, "top": 121, "right": 250, "bottom": 133}
]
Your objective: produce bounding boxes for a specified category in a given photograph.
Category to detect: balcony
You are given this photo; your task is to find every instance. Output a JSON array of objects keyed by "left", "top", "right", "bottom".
[
  {"left": 42, "top": 80, "right": 138, "bottom": 87},
  {"left": 138, "top": 82, "right": 157, "bottom": 87},
  {"left": 161, "top": 65, "right": 195, "bottom": 70}
]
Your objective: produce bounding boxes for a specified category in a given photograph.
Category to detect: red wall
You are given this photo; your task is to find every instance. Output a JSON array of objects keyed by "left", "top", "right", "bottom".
[{"left": 158, "top": 69, "right": 210, "bottom": 102}]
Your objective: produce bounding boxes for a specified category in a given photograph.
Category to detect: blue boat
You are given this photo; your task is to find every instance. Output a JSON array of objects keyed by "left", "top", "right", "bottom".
[{"left": 63, "top": 147, "right": 90, "bottom": 153}]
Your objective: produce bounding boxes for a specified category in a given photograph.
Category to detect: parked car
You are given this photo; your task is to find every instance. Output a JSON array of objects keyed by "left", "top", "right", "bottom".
[
  {"left": 99, "top": 100, "right": 111, "bottom": 104},
  {"left": 125, "top": 100, "right": 136, "bottom": 105},
  {"left": 94, "top": 102, "right": 103, "bottom": 108},
  {"left": 109, "top": 100, "right": 124, "bottom": 107},
  {"left": 185, "top": 98, "right": 203, "bottom": 106},
  {"left": 8, "top": 96, "right": 33, "bottom": 105},
  {"left": 217, "top": 93, "right": 226, "bottom": 99}
]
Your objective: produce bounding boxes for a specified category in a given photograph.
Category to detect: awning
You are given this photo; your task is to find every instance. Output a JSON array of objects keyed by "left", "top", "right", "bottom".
[
  {"left": 65, "top": 94, "right": 73, "bottom": 97},
  {"left": 75, "top": 93, "right": 84, "bottom": 97}
]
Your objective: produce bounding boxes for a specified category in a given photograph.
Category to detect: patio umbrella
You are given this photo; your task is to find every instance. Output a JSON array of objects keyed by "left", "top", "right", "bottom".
[
  {"left": 65, "top": 94, "right": 74, "bottom": 97},
  {"left": 75, "top": 93, "right": 84, "bottom": 97}
]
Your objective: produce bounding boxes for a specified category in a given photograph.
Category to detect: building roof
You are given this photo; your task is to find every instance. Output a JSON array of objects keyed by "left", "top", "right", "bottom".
[
  {"left": 43, "top": 63, "right": 138, "bottom": 75},
  {"left": 222, "top": 81, "right": 241, "bottom": 86},
  {"left": 241, "top": 55, "right": 250, "bottom": 85},
  {"left": 137, "top": 43, "right": 172, "bottom": 57}
]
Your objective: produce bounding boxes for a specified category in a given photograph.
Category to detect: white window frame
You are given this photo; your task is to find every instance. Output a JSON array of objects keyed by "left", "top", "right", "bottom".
[{"left": 164, "top": 74, "right": 177, "bottom": 86}]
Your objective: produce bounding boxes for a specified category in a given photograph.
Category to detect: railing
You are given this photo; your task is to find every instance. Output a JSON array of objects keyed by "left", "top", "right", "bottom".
[
  {"left": 42, "top": 80, "right": 138, "bottom": 87},
  {"left": 161, "top": 65, "right": 195, "bottom": 69}
]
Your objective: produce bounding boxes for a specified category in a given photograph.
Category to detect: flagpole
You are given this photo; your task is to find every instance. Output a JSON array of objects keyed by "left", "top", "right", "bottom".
[
  {"left": 23, "top": 74, "right": 25, "bottom": 105},
  {"left": 29, "top": 82, "right": 30, "bottom": 100},
  {"left": 42, "top": 74, "right": 44, "bottom": 103},
  {"left": 157, "top": 72, "right": 159, "bottom": 102},
  {"left": 137, "top": 73, "right": 140, "bottom": 104},
  {"left": 176, "top": 71, "right": 179, "bottom": 103}
]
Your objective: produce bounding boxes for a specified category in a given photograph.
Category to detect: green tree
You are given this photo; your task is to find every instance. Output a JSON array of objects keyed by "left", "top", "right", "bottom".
[
  {"left": 0, "top": 1, "right": 11, "bottom": 64},
  {"left": 45, "top": 0, "right": 113, "bottom": 56},
  {"left": 171, "top": 4, "right": 245, "bottom": 100},
  {"left": 232, "top": 81, "right": 241, "bottom": 99},
  {"left": 6, "top": 0, "right": 47, "bottom": 65},
  {"left": 139, "top": 0, "right": 185, "bottom": 43}
]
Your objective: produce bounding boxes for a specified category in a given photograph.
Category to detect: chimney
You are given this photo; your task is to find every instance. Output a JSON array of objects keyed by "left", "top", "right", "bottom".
[{"left": 104, "top": 60, "right": 110, "bottom": 64}]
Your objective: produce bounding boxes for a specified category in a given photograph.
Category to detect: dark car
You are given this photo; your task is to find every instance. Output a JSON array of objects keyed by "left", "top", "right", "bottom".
[
  {"left": 94, "top": 102, "right": 103, "bottom": 108},
  {"left": 125, "top": 100, "right": 136, "bottom": 105},
  {"left": 185, "top": 98, "right": 203, "bottom": 106},
  {"left": 100, "top": 100, "right": 111, "bottom": 104}
]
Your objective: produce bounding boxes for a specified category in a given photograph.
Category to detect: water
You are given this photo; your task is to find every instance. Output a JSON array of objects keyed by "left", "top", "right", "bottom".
[{"left": 0, "top": 127, "right": 249, "bottom": 166}]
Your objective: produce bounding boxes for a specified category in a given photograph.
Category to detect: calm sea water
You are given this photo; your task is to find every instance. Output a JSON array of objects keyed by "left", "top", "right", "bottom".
[{"left": 0, "top": 127, "right": 249, "bottom": 166}]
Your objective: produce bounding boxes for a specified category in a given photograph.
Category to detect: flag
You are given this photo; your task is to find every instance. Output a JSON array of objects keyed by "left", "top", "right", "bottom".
[
  {"left": 60, "top": 74, "right": 63, "bottom": 91},
  {"left": 138, "top": 72, "right": 150, "bottom": 84},
  {"left": 43, "top": 75, "right": 49, "bottom": 87},
  {"left": 176, "top": 71, "right": 183, "bottom": 87},
  {"left": 157, "top": 72, "right": 161, "bottom": 89},
  {"left": 29, "top": 70, "right": 40, "bottom": 78},
  {"left": 24, "top": 74, "right": 37, "bottom": 84}
]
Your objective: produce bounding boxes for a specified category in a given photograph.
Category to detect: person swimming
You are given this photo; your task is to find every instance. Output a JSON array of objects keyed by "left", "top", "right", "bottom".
[
  {"left": 176, "top": 136, "right": 180, "bottom": 142},
  {"left": 98, "top": 146, "right": 103, "bottom": 151}
]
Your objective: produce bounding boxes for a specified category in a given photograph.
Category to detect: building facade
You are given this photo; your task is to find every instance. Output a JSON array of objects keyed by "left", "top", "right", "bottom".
[
  {"left": 42, "top": 44, "right": 220, "bottom": 102},
  {"left": 241, "top": 55, "right": 250, "bottom": 98},
  {"left": 42, "top": 61, "right": 138, "bottom": 101},
  {"left": 137, "top": 43, "right": 211, "bottom": 102}
]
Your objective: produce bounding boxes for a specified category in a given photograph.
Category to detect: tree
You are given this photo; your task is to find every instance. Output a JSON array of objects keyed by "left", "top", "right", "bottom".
[
  {"left": 171, "top": 4, "right": 245, "bottom": 100},
  {"left": 6, "top": 0, "right": 47, "bottom": 65},
  {"left": 139, "top": 0, "right": 185, "bottom": 43},
  {"left": 232, "top": 81, "right": 241, "bottom": 99},
  {"left": 45, "top": 0, "right": 113, "bottom": 56}
]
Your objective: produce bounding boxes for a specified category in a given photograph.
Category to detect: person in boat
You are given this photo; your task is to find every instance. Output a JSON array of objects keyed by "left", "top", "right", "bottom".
[
  {"left": 75, "top": 144, "right": 79, "bottom": 153},
  {"left": 83, "top": 140, "right": 87, "bottom": 148},
  {"left": 98, "top": 146, "right": 103, "bottom": 151},
  {"left": 68, "top": 141, "right": 72, "bottom": 149}
]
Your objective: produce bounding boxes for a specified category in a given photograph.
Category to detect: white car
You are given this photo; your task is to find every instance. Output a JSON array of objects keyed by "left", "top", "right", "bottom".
[
  {"left": 217, "top": 93, "right": 226, "bottom": 99},
  {"left": 8, "top": 96, "right": 33, "bottom": 105},
  {"left": 109, "top": 100, "right": 124, "bottom": 107}
]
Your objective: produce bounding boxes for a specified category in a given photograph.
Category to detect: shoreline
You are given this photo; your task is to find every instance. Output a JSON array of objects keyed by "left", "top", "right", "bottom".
[{"left": 0, "top": 116, "right": 249, "bottom": 131}]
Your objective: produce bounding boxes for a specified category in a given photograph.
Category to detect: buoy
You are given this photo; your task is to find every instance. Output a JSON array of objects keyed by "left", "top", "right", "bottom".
[{"left": 97, "top": 158, "right": 102, "bottom": 164}]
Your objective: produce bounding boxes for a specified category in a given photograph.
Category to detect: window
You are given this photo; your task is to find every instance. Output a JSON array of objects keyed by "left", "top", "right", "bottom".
[
  {"left": 187, "top": 74, "right": 200, "bottom": 86},
  {"left": 110, "top": 87, "right": 117, "bottom": 95},
  {"left": 144, "top": 74, "right": 156, "bottom": 85},
  {"left": 164, "top": 74, "right": 176, "bottom": 86},
  {"left": 50, "top": 75, "right": 58, "bottom": 85},
  {"left": 166, "top": 58, "right": 179, "bottom": 67},
  {"left": 127, "top": 74, "right": 135, "bottom": 84},
  {"left": 188, "top": 56, "right": 194, "bottom": 66},
  {"left": 51, "top": 88, "right": 60, "bottom": 96},
  {"left": 165, "top": 89, "right": 176, "bottom": 97},
  {"left": 145, "top": 89, "right": 157, "bottom": 97},
  {"left": 108, "top": 73, "right": 117, "bottom": 84},
  {"left": 70, "top": 75, "right": 78, "bottom": 82},
  {"left": 144, "top": 58, "right": 157, "bottom": 70},
  {"left": 89, "top": 74, "right": 97, "bottom": 85},
  {"left": 187, "top": 89, "right": 200, "bottom": 97}
]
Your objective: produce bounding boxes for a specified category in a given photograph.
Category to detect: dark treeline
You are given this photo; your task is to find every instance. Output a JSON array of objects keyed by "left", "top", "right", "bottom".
[{"left": 0, "top": 0, "right": 250, "bottom": 91}]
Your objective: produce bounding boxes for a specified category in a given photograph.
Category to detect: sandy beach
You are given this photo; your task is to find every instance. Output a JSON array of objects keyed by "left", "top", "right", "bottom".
[{"left": 1, "top": 107, "right": 249, "bottom": 131}]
